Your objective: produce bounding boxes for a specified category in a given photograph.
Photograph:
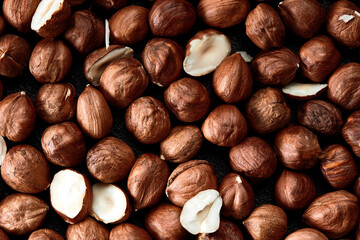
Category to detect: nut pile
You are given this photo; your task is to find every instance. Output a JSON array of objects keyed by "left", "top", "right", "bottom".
[{"left": 0, "top": 0, "right": 360, "bottom": 239}]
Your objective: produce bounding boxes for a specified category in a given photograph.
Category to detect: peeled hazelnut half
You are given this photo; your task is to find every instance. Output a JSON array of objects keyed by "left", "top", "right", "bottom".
[
  {"left": 110, "top": 223, "right": 151, "bottom": 240},
  {"left": 197, "top": 218, "right": 244, "bottom": 240},
  {"left": 29, "top": 229, "right": 64, "bottom": 240},
  {"left": 183, "top": 29, "right": 231, "bottom": 76},
  {"left": 282, "top": 82, "right": 328, "bottom": 100},
  {"left": 285, "top": 228, "right": 328, "bottom": 240},
  {"left": 66, "top": 217, "right": 109, "bottom": 240},
  {"left": 50, "top": 169, "right": 92, "bottom": 224},
  {"left": 0, "top": 136, "right": 6, "bottom": 165},
  {"left": 342, "top": 110, "right": 360, "bottom": 157}
]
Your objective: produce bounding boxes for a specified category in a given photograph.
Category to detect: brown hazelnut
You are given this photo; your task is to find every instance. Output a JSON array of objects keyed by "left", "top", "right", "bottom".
[
  {"left": 328, "top": 63, "right": 360, "bottom": 111},
  {"left": 213, "top": 52, "right": 253, "bottom": 103},
  {"left": 145, "top": 203, "right": 189, "bottom": 240},
  {"left": 142, "top": 38, "right": 183, "bottom": 87},
  {"left": 110, "top": 223, "right": 152, "bottom": 240},
  {"left": 297, "top": 99, "right": 343, "bottom": 136},
  {"left": 87, "top": 136, "right": 135, "bottom": 183},
  {"left": 128, "top": 153, "right": 169, "bottom": 211},
  {"left": 148, "top": 0, "right": 196, "bottom": 37},
  {"left": 326, "top": 0, "right": 360, "bottom": 48},
  {"left": 166, "top": 160, "right": 217, "bottom": 207},
  {"left": 243, "top": 204, "right": 287, "bottom": 240},
  {"left": 197, "top": 218, "right": 244, "bottom": 240},
  {"left": 0, "top": 193, "right": 48, "bottom": 236},
  {"left": 0, "top": 16, "right": 5, "bottom": 36},
  {"left": 245, "top": 3, "right": 285, "bottom": 50},
  {"left": 219, "top": 173, "right": 254, "bottom": 220},
  {"left": 109, "top": 6, "right": 149, "bottom": 45},
  {"left": 285, "top": 228, "right": 328, "bottom": 240},
  {"left": 299, "top": 35, "right": 341, "bottom": 82},
  {"left": 202, "top": 104, "right": 247, "bottom": 147},
  {"left": 160, "top": 125, "right": 203, "bottom": 163},
  {"left": 77, "top": 85, "right": 113, "bottom": 139},
  {"left": 64, "top": 10, "right": 105, "bottom": 55},
  {"left": 0, "top": 91, "right": 36, "bottom": 142},
  {"left": 125, "top": 96, "right": 171, "bottom": 144},
  {"left": 251, "top": 48, "right": 299, "bottom": 86},
  {"left": 229, "top": 137, "right": 277, "bottom": 181},
  {"left": 319, "top": 144, "right": 358, "bottom": 189},
  {"left": 274, "top": 125, "right": 321, "bottom": 170},
  {"left": 164, "top": 78, "right": 210, "bottom": 122},
  {"left": 342, "top": 110, "right": 360, "bottom": 157},
  {"left": 29, "top": 229, "right": 64, "bottom": 240},
  {"left": 274, "top": 169, "right": 316, "bottom": 211},
  {"left": 99, "top": 57, "right": 148, "bottom": 109},
  {"left": 0, "top": 34, "right": 31, "bottom": 78},
  {"left": 66, "top": 217, "right": 109, "bottom": 240},
  {"left": 35, "top": 83, "right": 76, "bottom": 124},
  {"left": 0, "top": 229, "right": 8, "bottom": 240},
  {"left": 94, "top": 0, "right": 127, "bottom": 10},
  {"left": 197, "top": 0, "right": 250, "bottom": 28},
  {"left": 246, "top": 87, "right": 291, "bottom": 134},
  {"left": 303, "top": 190, "right": 359, "bottom": 238},
  {"left": 278, "top": 0, "right": 325, "bottom": 39}
]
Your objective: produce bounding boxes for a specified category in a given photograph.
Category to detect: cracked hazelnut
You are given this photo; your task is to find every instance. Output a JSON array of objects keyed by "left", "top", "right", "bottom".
[
  {"left": 110, "top": 223, "right": 151, "bottom": 240},
  {"left": 94, "top": 0, "right": 127, "bottom": 10},
  {"left": 342, "top": 110, "right": 360, "bottom": 157},
  {"left": 29, "top": 229, "right": 63, "bottom": 240},
  {"left": 66, "top": 217, "right": 109, "bottom": 240},
  {"left": 282, "top": 82, "right": 328, "bottom": 100},
  {"left": 285, "top": 228, "right": 328, "bottom": 240},
  {"left": 197, "top": 218, "right": 244, "bottom": 240}
]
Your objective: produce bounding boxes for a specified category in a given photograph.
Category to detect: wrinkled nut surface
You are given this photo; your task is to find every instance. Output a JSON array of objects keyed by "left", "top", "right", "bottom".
[
  {"left": 125, "top": 96, "right": 171, "bottom": 144},
  {"left": 202, "top": 104, "right": 247, "bottom": 147},
  {"left": 282, "top": 82, "right": 328, "bottom": 100},
  {"left": 285, "top": 228, "right": 328, "bottom": 240},
  {"left": 0, "top": 136, "right": 6, "bottom": 165},
  {"left": 127, "top": 153, "right": 169, "bottom": 211},
  {"left": 94, "top": 0, "right": 127, "bottom": 10},
  {"left": 110, "top": 223, "right": 152, "bottom": 240},
  {"left": 342, "top": 110, "right": 360, "bottom": 157},
  {"left": 87, "top": 136, "right": 135, "bottom": 183},
  {"left": 197, "top": 218, "right": 244, "bottom": 240},
  {"left": 166, "top": 160, "right": 218, "bottom": 207},
  {"left": 183, "top": 29, "right": 231, "bottom": 76},
  {"left": 0, "top": 91, "right": 36, "bottom": 142},
  {"left": 243, "top": 204, "right": 287, "bottom": 240},
  {"left": 66, "top": 217, "right": 109, "bottom": 240},
  {"left": 160, "top": 125, "right": 203, "bottom": 163},
  {"left": 245, "top": 3, "right": 285, "bottom": 50},
  {"left": 164, "top": 78, "right": 210, "bottom": 122},
  {"left": 303, "top": 190, "right": 359, "bottom": 238},
  {"left": 29, "top": 229, "right": 64, "bottom": 240},
  {"left": 0, "top": 193, "right": 48, "bottom": 236}
]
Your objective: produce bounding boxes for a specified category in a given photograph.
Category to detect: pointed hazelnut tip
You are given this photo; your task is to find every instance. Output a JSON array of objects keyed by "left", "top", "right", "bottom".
[
  {"left": 86, "top": 84, "right": 91, "bottom": 88},
  {"left": 20, "top": 91, "right": 26, "bottom": 96}
]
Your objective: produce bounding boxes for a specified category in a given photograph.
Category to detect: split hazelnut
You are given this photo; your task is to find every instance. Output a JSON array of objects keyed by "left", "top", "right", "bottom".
[
  {"left": 29, "top": 229, "right": 64, "bottom": 240},
  {"left": 197, "top": 218, "right": 244, "bottom": 240},
  {"left": 93, "top": 0, "right": 127, "bottom": 10},
  {"left": 66, "top": 217, "right": 109, "bottom": 240},
  {"left": 342, "top": 110, "right": 360, "bottom": 157},
  {"left": 110, "top": 223, "right": 152, "bottom": 240},
  {"left": 282, "top": 82, "right": 328, "bottom": 100},
  {"left": 285, "top": 228, "right": 328, "bottom": 240}
]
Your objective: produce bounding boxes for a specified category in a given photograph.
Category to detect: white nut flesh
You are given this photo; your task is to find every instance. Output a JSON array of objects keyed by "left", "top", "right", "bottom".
[
  {"left": 180, "top": 189, "right": 223, "bottom": 235},
  {"left": 237, "top": 51, "right": 253, "bottom": 63},
  {"left": 50, "top": 169, "right": 87, "bottom": 219},
  {"left": 282, "top": 82, "right": 328, "bottom": 98},
  {"left": 0, "top": 136, "right": 6, "bottom": 166},
  {"left": 105, "top": 19, "right": 110, "bottom": 50},
  {"left": 183, "top": 33, "right": 231, "bottom": 76},
  {"left": 31, "top": 0, "right": 64, "bottom": 31}
]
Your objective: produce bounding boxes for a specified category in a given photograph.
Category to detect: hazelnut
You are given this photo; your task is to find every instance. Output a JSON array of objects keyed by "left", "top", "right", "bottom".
[
  {"left": 0, "top": 34, "right": 32, "bottom": 78},
  {"left": 145, "top": 203, "right": 189, "bottom": 240},
  {"left": 127, "top": 153, "right": 170, "bottom": 211},
  {"left": 29, "top": 229, "right": 64, "bottom": 240},
  {"left": 246, "top": 87, "right": 291, "bottom": 134},
  {"left": 213, "top": 52, "right": 253, "bottom": 103},
  {"left": 197, "top": 218, "right": 244, "bottom": 240},
  {"left": 0, "top": 229, "right": 8, "bottom": 240},
  {"left": 87, "top": 136, "right": 135, "bottom": 183},
  {"left": 166, "top": 160, "right": 217, "bottom": 207},
  {"left": 77, "top": 85, "right": 113, "bottom": 139},
  {"left": 243, "top": 204, "right": 287, "bottom": 240},
  {"left": 148, "top": 0, "right": 196, "bottom": 37},
  {"left": 109, "top": 6, "right": 149, "bottom": 45},
  {"left": 93, "top": 0, "right": 127, "bottom": 10},
  {"left": 35, "top": 83, "right": 76, "bottom": 124},
  {"left": 353, "top": 175, "right": 360, "bottom": 198},
  {"left": 219, "top": 173, "right": 254, "bottom": 220},
  {"left": 202, "top": 104, "right": 247, "bottom": 147},
  {"left": 299, "top": 35, "right": 341, "bottom": 82},
  {"left": 303, "top": 190, "right": 359, "bottom": 238},
  {"left": 328, "top": 63, "right": 360, "bottom": 111},
  {"left": 274, "top": 169, "right": 316, "bottom": 211},
  {"left": 160, "top": 125, "right": 203, "bottom": 163},
  {"left": 297, "top": 99, "right": 343, "bottom": 136},
  {"left": 342, "top": 110, "right": 360, "bottom": 157},
  {"left": 30, "top": 39, "right": 72, "bottom": 83},
  {"left": 0, "top": 91, "right": 36, "bottom": 142},
  {"left": 99, "top": 57, "right": 148, "bottom": 109},
  {"left": 285, "top": 228, "right": 328, "bottom": 240},
  {"left": 110, "top": 223, "right": 152, "bottom": 240},
  {"left": 229, "top": 137, "right": 277, "bottom": 181},
  {"left": 245, "top": 3, "right": 286, "bottom": 50},
  {"left": 251, "top": 48, "right": 299, "bottom": 86},
  {"left": 142, "top": 38, "right": 183, "bottom": 87},
  {"left": 197, "top": 0, "right": 250, "bottom": 28},
  {"left": 326, "top": 0, "right": 360, "bottom": 48},
  {"left": 282, "top": 82, "right": 328, "bottom": 100},
  {"left": 278, "top": 0, "right": 325, "bottom": 39},
  {"left": 164, "top": 78, "right": 210, "bottom": 122},
  {"left": 0, "top": 15, "right": 5, "bottom": 36},
  {"left": 319, "top": 144, "right": 358, "bottom": 189},
  {"left": 274, "top": 125, "right": 321, "bottom": 170},
  {"left": 66, "top": 217, "right": 109, "bottom": 240},
  {"left": 125, "top": 96, "right": 171, "bottom": 144}
]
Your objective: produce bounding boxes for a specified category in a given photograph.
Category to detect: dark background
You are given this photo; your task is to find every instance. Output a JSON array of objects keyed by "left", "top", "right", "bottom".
[{"left": 1, "top": 0, "right": 360, "bottom": 239}]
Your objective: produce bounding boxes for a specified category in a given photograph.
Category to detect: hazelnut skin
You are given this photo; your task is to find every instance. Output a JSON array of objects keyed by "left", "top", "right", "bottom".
[
  {"left": 342, "top": 110, "right": 360, "bottom": 157},
  {"left": 197, "top": 218, "right": 244, "bottom": 240},
  {"left": 285, "top": 228, "right": 328, "bottom": 240},
  {"left": 28, "top": 229, "right": 63, "bottom": 240},
  {"left": 66, "top": 217, "right": 110, "bottom": 240},
  {"left": 93, "top": 0, "right": 127, "bottom": 10},
  {"left": 110, "top": 223, "right": 152, "bottom": 240}
]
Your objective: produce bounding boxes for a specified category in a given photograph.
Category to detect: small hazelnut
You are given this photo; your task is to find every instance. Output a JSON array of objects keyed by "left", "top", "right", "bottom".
[
  {"left": 125, "top": 96, "right": 171, "bottom": 144},
  {"left": 213, "top": 52, "right": 253, "bottom": 103},
  {"left": 110, "top": 223, "right": 152, "bottom": 240},
  {"left": 164, "top": 78, "right": 210, "bottom": 122},
  {"left": 66, "top": 217, "right": 109, "bottom": 240},
  {"left": 342, "top": 110, "right": 360, "bottom": 157},
  {"left": 246, "top": 87, "right": 291, "bottom": 134},
  {"left": 282, "top": 82, "right": 328, "bottom": 100},
  {"left": 148, "top": 0, "right": 196, "bottom": 37},
  {"left": 0, "top": 16, "right": 5, "bottom": 36},
  {"left": 142, "top": 38, "right": 183, "bottom": 87},
  {"left": 30, "top": 39, "right": 72, "bottom": 83},
  {"left": 197, "top": 0, "right": 250, "bottom": 28},
  {"left": 29, "top": 229, "right": 64, "bottom": 240},
  {"left": 245, "top": 3, "right": 286, "bottom": 50},
  {"left": 285, "top": 228, "right": 328, "bottom": 240},
  {"left": 197, "top": 218, "right": 244, "bottom": 240},
  {"left": 93, "top": 0, "right": 127, "bottom": 10},
  {"left": 274, "top": 125, "right": 321, "bottom": 170},
  {"left": 202, "top": 104, "right": 247, "bottom": 147}
]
